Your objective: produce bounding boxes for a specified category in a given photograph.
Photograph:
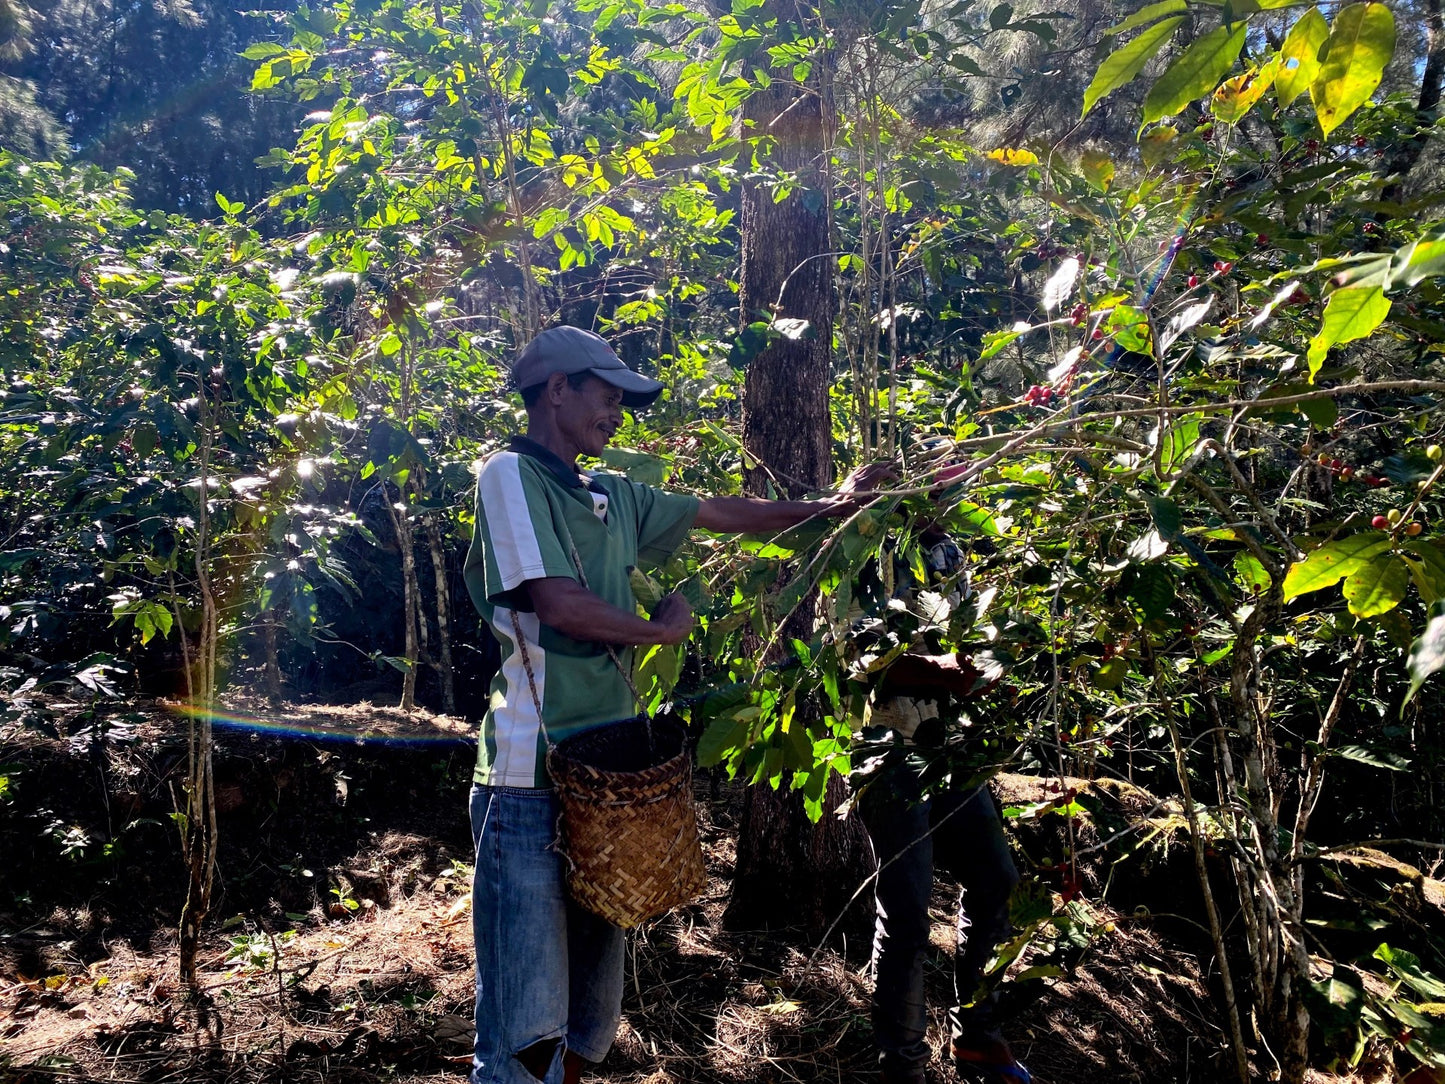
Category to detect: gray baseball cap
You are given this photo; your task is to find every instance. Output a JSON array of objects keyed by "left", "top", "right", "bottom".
[{"left": 512, "top": 326, "right": 664, "bottom": 409}]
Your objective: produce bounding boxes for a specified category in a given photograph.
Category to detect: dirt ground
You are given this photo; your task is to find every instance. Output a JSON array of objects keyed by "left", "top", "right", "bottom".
[{"left": 0, "top": 696, "right": 1403, "bottom": 1084}]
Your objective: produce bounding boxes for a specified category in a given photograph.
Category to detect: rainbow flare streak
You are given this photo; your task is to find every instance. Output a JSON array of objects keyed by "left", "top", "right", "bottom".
[{"left": 168, "top": 701, "right": 473, "bottom": 750}]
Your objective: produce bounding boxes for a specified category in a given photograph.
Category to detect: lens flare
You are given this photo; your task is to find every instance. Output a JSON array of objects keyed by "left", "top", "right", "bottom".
[{"left": 168, "top": 701, "right": 472, "bottom": 750}]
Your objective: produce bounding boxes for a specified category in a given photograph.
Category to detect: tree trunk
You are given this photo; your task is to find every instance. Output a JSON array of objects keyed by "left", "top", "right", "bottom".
[
  {"left": 425, "top": 512, "right": 456, "bottom": 715},
  {"left": 1222, "top": 586, "right": 1316, "bottom": 1084},
  {"left": 386, "top": 489, "right": 420, "bottom": 713},
  {"left": 723, "top": 37, "right": 875, "bottom": 940},
  {"left": 262, "top": 611, "right": 282, "bottom": 705},
  {"left": 737, "top": 72, "right": 834, "bottom": 500},
  {"left": 178, "top": 383, "right": 219, "bottom": 989},
  {"left": 1382, "top": 0, "right": 1444, "bottom": 205}
]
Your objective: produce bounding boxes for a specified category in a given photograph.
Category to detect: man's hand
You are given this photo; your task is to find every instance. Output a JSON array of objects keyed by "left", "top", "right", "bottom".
[
  {"left": 832, "top": 461, "right": 898, "bottom": 513},
  {"left": 695, "top": 462, "right": 896, "bottom": 534},
  {"left": 650, "top": 592, "right": 694, "bottom": 645}
]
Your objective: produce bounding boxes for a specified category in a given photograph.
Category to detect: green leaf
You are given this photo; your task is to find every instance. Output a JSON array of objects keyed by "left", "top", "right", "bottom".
[
  {"left": 1329, "top": 252, "right": 1393, "bottom": 291},
  {"left": 1404, "top": 539, "right": 1445, "bottom": 604},
  {"left": 635, "top": 643, "right": 682, "bottom": 703},
  {"left": 1342, "top": 553, "right": 1408, "bottom": 618},
  {"left": 1388, "top": 228, "right": 1445, "bottom": 291},
  {"left": 1210, "top": 57, "right": 1277, "bottom": 124},
  {"left": 978, "top": 325, "right": 1027, "bottom": 361},
  {"left": 241, "top": 42, "right": 288, "bottom": 59},
  {"left": 1157, "top": 415, "right": 1200, "bottom": 473},
  {"left": 599, "top": 447, "right": 670, "bottom": 486},
  {"left": 1309, "top": 3, "right": 1395, "bottom": 138},
  {"left": 1126, "top": 529, "right": 1169, "bottom": 562},
  {"left": 1093, "top": 656, "right": 1130, "bottom": 689},
  {"left": 251, "top": 60, "right": 285, "bottom": 91},
  {"left": 1306, "top": 285, "right": 1391, "bottom": 378},
  {"left": 1328, "top": 744, "right": 1409, "bottom": 771},
  {"left": 132, "top": 422, "right": 157, "bottom": 458},
  {"left": 1139, "top": 123, "right": 1179, "bottom": 166},
  {"left": 1234, "top": 551, "right": 1273, "bottom": 593},
  {"left": 1405, "top": 601, "right": 1445, "bottom": 706},
  {"left": 1080, "top": 150, "right": 1115, "bottom": 191},
  {"left": 697, "top": 715, "right": 749, "bottom": 767},
  {"left": 1082, "top": 17, "right": 1184, "bottom": 118},
  {"left": 1202, "top": 643, "right": 1233, "bottom": 664},
  {"left": 1107, "top": 0, "right": 1186, "bottom": 35},
  {"left": 948, "top": 501, "right": 1002, "bottom": 537},
  {"left": 629, "top": 567, "right": 665, "bottom": 608},
  {"left": 1106, "top": 304, "right": 1153, "bottom": 354},
  {"left": 1312, "top": 974, "right": 1366, "bottom": 1029},
  {"left": 1276, "top": 7, "right": 1327, "bottom": 107},
  {"left": 1299, "top": 394, "right": 1338, "bottom": 429},
  {"left": 0, "top": 549, "right": 45, "bottom": 572},
  {"left": 1375, "top": 942, "right": 1445, "bottom": 1000},
  {"left": 1143, "top": 23, "right": 1248, "bottom": 126},
  {"left": 1282, "top": 534, "right": 1392, "bottom": 599},
  {"left": 1148, "top": 495, "right": 1183, "bottom": 540},
  {"left": 1129, "top": 564, "right": 1175, "bottom": 621}
]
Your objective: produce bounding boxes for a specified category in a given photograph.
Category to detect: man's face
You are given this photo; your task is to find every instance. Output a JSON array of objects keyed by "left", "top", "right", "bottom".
[{"left": 557, "top": 374, "right": 624, "bottom": 458}]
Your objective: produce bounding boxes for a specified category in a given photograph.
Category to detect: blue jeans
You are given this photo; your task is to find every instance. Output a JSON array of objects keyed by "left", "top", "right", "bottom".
[
  {"left": 469, "top": 784, "right": 626, "bottom": 1084},
  {"left": 860, "top": 762, "right": 1020, "bottom": 1081}
]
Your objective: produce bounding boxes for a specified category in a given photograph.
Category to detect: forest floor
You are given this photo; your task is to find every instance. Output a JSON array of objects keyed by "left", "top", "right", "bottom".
[{"left": 0, "top": 695, "right": 1402, "bottom": 1084}]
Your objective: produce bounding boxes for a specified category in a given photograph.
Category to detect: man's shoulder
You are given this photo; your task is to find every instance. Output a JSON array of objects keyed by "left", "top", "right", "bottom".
[
  {"left": 477, "top": 449, "right": 552, "bottom": 491},
  {"left": 478, "top": 449, "right": 523, "bottom": 477},
  {"left": 475, "top": 451, "right": 551, "bottom": 520}
]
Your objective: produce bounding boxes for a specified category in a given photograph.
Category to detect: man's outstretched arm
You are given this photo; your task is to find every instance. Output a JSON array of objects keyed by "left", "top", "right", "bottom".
[{"left": 693, "top": 462, "right": 896, "bottom": 534}]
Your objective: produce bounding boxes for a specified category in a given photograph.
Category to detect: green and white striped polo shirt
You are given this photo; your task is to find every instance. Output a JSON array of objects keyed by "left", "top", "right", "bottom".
[{"left": 462, "top": 436, "right": 699, "bottom": 787}]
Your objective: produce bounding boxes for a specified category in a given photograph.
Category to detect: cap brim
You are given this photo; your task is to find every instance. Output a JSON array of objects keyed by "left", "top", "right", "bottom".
[{"left": 590, "top": 366, "right": 664, "bottom": 409}]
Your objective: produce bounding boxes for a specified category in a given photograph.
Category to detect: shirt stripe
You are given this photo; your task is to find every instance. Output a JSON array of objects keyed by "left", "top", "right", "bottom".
[
  {"left": 493, "top": 607, "right": 544, "bottom": 787},
  {"left": 477, "top": 453, "right": 549, "bottom": 592}
]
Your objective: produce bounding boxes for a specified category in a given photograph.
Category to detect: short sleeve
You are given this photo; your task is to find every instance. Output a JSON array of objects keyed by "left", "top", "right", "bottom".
[
  {"left": 629, "top": 482, "right": 699, "bottom": 568},
  {"left": 464, "top": 452, "right": 576, "bottom": 611}
]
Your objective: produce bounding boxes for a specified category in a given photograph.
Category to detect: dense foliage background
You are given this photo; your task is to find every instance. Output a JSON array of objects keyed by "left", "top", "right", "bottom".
[{"left": 4, "top": 0, "right": 1445, "bottom": 1079}]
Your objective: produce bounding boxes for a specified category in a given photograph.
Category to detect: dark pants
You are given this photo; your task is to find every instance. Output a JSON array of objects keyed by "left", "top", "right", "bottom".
[{"left": 860, "top": 761, "right": 1020, "bottom": 1081}]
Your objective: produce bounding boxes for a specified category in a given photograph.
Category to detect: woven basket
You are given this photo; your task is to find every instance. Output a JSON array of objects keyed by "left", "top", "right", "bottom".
[{"left": 547, "top": 716, "right": 706, "bottom": 929}]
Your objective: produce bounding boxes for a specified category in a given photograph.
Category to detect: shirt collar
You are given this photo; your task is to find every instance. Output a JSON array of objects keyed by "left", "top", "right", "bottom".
[{"left": 510, "top": 434, "right": 599, "bottom": 491}]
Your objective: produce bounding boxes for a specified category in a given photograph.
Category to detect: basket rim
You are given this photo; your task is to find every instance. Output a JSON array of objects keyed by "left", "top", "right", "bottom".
[
  {"left": 552, "top": 714, "right": 686, "bottom": 749},
  {"left": 549, "top": 716, "right": 690, "bottom": 781},
  {"left": 549, "top": 746, "right": 693, "bottom": 795}
]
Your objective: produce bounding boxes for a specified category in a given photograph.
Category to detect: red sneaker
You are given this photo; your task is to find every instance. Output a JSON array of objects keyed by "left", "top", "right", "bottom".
[{"left": 951, "top": 1034, "right": 1032, "bottom": 1083}]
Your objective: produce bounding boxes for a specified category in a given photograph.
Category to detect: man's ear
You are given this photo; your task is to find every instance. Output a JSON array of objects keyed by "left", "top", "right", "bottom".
[{"left": 545, "top": 371, "right": 570, "bottom": 405}]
